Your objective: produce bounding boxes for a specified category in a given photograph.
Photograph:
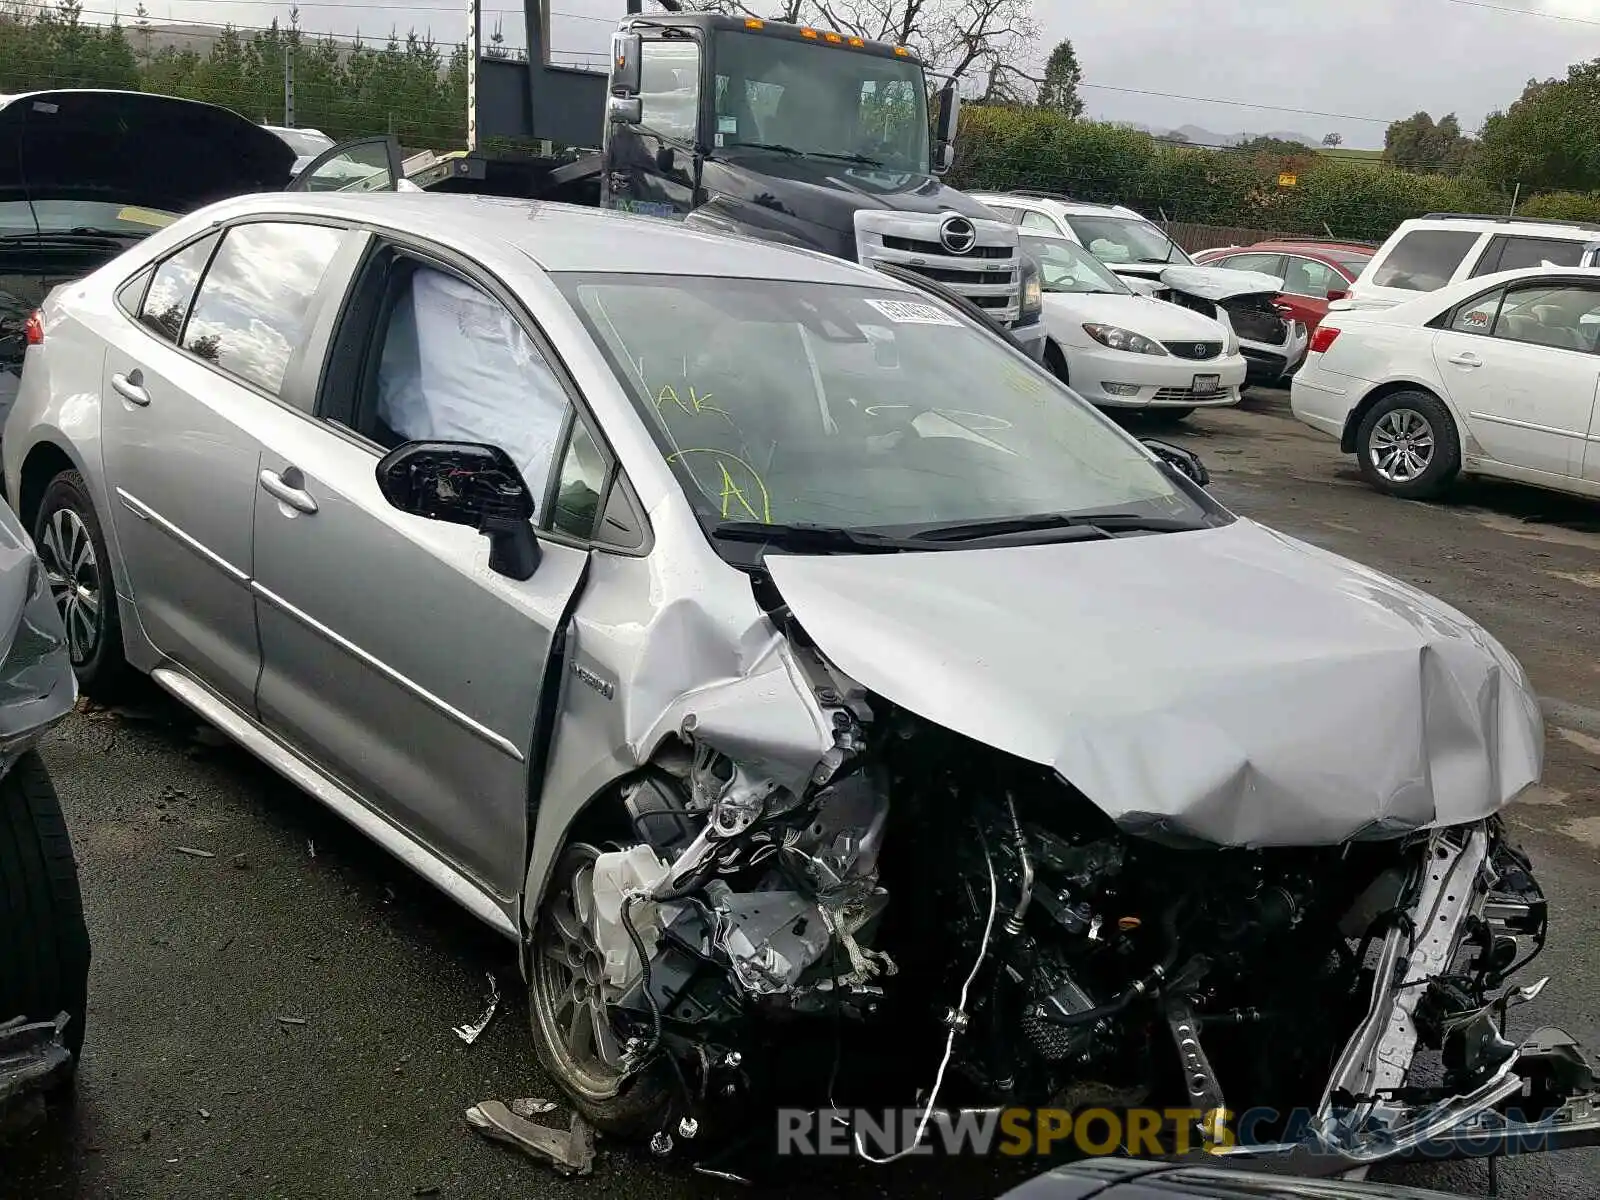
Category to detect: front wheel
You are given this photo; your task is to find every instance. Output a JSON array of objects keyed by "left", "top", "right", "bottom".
[
  {"left": 1355, "top": 390, "right": 1460, "bottom": 500},
  {"left": 34, "top": 471, "right": 130, "bottom": 699},
  {"left": 0, "top": 752, "right": 90, "bottom": 1071},
  {"left": 527, "top": 843, "right": 673, "bottom": 1138},
  {"left": 1043, "top": 340, "right": 1070, "bottom": 385}
]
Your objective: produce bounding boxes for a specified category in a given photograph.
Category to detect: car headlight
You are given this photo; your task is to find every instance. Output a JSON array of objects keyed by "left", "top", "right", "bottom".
[
  {"left": 1083, "top": 323, "right": 1167, "bottom": 355},
  {"left": 1021, "top": 269, "right": 1043, "bottom": 318}
]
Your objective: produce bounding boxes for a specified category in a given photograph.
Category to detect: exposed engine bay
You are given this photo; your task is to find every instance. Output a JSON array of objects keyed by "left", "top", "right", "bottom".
[{"left": 559, "top": 614, "right": 1583, "bottom": 1165}]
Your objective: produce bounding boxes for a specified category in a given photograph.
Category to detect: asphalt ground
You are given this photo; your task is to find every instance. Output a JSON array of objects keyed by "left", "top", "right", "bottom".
[{"left": 4, "top": 387, "right": 1600, "bottom": 1199}]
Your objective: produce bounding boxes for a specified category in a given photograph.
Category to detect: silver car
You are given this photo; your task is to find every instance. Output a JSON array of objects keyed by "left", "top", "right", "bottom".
[{"left": 7, "top": 192, "right": 1595, "bottom": 1168}]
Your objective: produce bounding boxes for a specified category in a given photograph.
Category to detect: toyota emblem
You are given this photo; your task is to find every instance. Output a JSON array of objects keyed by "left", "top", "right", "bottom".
[
  {"left": 939, "top": 215, "right": 978, "bottom": 255},
  {"left": 1195, "top": 343, "right": 1208, "bottom": 357}
]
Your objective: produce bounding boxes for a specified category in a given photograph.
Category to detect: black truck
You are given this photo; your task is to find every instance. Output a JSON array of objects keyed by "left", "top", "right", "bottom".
[{"left": 421, "top": 2, "right": 1047, "bottom": 359}]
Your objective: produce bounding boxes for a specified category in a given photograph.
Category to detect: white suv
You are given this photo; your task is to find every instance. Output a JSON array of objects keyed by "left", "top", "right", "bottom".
[
  {"left": 1346, "top": 213, "right": 1600, "bottom": 310},
  {"left": 971, "top": 193, "right": 1192, "bottom": 267}
]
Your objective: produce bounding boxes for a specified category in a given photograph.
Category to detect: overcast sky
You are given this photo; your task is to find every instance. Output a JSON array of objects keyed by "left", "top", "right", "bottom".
[{"left": 118, "top": 0, "right": 1600, "bottom": 148}]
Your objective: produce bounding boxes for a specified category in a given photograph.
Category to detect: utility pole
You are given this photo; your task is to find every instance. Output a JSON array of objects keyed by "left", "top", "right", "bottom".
[
  {"left": 466, "top": 0, "right": 479, "bottom": 151},
  {"left": 283, "top": 45, "right": 295, "bottom": 127}
]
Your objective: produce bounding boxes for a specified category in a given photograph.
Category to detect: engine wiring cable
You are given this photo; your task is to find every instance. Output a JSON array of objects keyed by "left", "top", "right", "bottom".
[{"left": 852, "top": 821, "right": 999, "bottom": 1165}]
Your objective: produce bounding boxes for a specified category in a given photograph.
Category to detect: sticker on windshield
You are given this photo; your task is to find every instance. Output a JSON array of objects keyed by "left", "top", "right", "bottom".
[
  {"left": 862, "top": 298, "right": 962, "bottom": 327},
  {"left": 116, "top": 206, "right": 178, "bottom": 229},
  {"left": 718, "top": 116, "right": 738, "bottom": 134}
]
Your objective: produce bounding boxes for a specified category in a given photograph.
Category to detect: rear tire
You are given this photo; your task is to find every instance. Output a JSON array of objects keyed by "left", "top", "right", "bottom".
[
  {"left": 34, "top": 471, "right": 131, "bottom": 700},
  {"left": 1355, "top": 390, "right": 1460, "bottom": 500},
  {"left": 527, "top": 843, "right": 674, "bottom": 1138},
  {"left": 0, "top": 752, "right": 90, "bottom": 1068}
]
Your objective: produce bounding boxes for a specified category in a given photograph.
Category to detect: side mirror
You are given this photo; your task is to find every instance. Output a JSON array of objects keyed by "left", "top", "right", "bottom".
[
  {"left": 608, "top": 95, "right": 643, "bottom": 126},
  {"left": 1326, "top": 287, "right": 1349, "bottom": 301},
  {"left": 1142, "top": 439, "right": 1210, "bottom": 488},
  {"left": 934, "top": 83, "right": 961, "bottom": 146},
  {"left": 611, "top": 31, "right": 643, "bottom": 96},
  {"left": 375, "top": 441, "right": 542, "bottom": 580},
  {"left": 934, "top": 142, "right": 956, "bottom": 175}
]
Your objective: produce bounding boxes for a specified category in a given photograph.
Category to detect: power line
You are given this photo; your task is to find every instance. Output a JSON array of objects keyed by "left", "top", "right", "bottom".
[
  {"left": 1435, "top": 0, "right": 1600, "bottom": 27},
  {"left": 1077, "top": 80, "right": 1395, "bottom": 125}
]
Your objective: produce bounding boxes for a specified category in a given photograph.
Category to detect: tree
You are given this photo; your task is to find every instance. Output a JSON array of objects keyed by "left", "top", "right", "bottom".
[
  {"left": 1037, "top": 38, "right": 1083, "bottom": 118},
  {"left": 1321, "top": 132, "right": 1342, "bottom": 148},
  {"left": 1383, "top": 111, "right": 1473, "bottom": 174},
  {"left": 1234, "top": 135, "right": 1312, "bottom": 155},
  {"left": 1475, "top": 60, "right": 1600, "bottom": 192}
]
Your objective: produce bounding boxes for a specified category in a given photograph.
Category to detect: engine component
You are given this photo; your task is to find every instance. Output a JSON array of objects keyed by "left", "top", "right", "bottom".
[
  {"left": 1166, "top": 991, "right": 1226, "bottom": 1140},
  {"left": 624, "top": 776, "right": 699, "bottom": 858},
  {"left": 1022, "top": 972, "right": 1100, "bottom": 1062},
  {"left": 1003, "top": 793, "right": 1034, "bottom": 937},
  {"left": 706, "top": 882, "right": 832, "bottom": 995},
  {"left": 589, "top": 845, "right": 670, "bottom": 992}
]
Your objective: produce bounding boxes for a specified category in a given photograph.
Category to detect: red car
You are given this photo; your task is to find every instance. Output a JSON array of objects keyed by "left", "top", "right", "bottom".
[{"left": 1193, "top": 240, "right": 1375, "bottom": 334}]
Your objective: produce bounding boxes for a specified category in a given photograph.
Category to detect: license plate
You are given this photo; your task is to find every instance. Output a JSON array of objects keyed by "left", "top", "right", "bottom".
[{"left": 1192, "top": 374, "right": 1221, "bottom": 396}]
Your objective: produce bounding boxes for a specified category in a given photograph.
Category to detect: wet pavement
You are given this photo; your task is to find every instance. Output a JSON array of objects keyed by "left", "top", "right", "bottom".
[{"left": 4, "top": 388, "right": 1600, "bottom": 1199}]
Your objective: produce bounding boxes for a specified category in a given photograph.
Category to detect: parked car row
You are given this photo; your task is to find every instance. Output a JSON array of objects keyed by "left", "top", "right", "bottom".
[{"left": 3, "top": 88, "right": 1598, "bottom": 1200}]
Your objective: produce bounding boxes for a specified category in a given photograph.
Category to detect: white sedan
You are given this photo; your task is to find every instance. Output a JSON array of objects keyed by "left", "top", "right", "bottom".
[
  {"left": 1022, "top": 232, "right": 1247, "bottom": 422},
  {"left": 1291, "top": 265, "right": 1600, "bottom": 500}
]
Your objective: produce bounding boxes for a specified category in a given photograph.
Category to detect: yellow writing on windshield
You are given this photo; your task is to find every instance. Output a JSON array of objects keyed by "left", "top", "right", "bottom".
[
  {"left": 1005, "top": 366, "right": 1050, "bottom": 401},
  {"left": 668, "top": 447, "right": 771, "bottom": 523},
  {"left": 656, "top": 383, "right": 730, "bottom": 420}
]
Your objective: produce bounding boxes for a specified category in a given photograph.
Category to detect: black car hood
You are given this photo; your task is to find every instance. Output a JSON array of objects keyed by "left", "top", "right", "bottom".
[
  {"left": 0, "top": 90, "right": 296, "bottom": 214},
  {"left": 698, "top": 153, "right": 993, "bottom": 253}
]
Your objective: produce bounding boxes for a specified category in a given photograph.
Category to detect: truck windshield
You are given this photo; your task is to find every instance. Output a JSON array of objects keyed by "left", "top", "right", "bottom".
[
  {"left": 712, "top": 31, "right": 930, "bottom": 174},
  {"left": 557, "top": 272, "right": 1213, "bottom": 541}
]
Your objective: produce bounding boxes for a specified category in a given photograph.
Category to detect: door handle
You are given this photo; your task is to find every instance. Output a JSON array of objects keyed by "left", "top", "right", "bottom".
[
  {"left": 110, "top": 369, "right": 150, "bottom": 406},
  {"left": 259, "top": 468, "right": 318, "bottom": 515},
  {"left": 1447, "top": 352, "right": 1483, "bottom": 367}
]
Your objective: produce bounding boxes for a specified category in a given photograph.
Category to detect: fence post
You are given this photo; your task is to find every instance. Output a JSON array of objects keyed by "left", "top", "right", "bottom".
[
  {"left": 467, "top": 0, "right": 479, "bottom": 152},
  {"left": 1508, "top": 182, "right": 1521, "bottom": 217},
  {"left": 283, "top": 45, "right": 295, "bottom": 127}
]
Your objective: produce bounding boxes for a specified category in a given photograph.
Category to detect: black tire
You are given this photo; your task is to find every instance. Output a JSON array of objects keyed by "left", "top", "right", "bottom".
[
  {"left": 34, "top": 471, "right": 131, "bottom": 700},
  {"left": 0, "top": 752, "right": 89, "bottom": 1066},
  {"left": 1044, "top": 340, "right": 1069, "bottom": 385},
  {"left": 1355, "top": 389, "right": 1460, "bottom": 500},
  {"left": 1145, "top": 407, "right": 1194, "bottom": 425},
  {"left": 527, "top": 843, "right": 674, "bottom": 1138}
]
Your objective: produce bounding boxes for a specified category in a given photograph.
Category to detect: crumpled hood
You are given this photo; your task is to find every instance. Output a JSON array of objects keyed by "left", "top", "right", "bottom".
[
  {"left": 0, "top": 90, "right": 295, "bottom": 214},
  {"left": 1158, "top": 264, "right": 1285, "bottom": 301},
  {"left": 763, "top": 519, "right": 1543, "bottom": 848}
]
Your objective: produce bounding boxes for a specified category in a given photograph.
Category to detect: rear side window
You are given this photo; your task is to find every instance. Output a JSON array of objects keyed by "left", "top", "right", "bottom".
[
  {"left": 1282, "top": 257, "right": 1344, "bottom": 298},
  {"left": 1220, "top": 253, "right": 1285, "bottom": 276},
  {"left": 985, "top": 204, "right": 1021, "bottom": 222},
  {"left": 1020, "top": 210, "right": 1059, "bottom": 234},
  {"left": 1448, "top": 289, "right": 1503, "bottom": 335},
  {"left": 182, "top": 222, "right": 345, "bottom": 395},
  {"left": 1470, "top": 234, "right": 1590, "bottom": 278},
  {"left": 139, "top": 233, "right": 218, "bottom": 342},
  {"left": 1370, "top": 229, "right": 1479, "bottom": 291}
]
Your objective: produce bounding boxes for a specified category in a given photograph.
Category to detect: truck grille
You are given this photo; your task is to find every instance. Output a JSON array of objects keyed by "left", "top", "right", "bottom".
[
  {"left": 1162, "top": 341, "right": 1223, "bottom": 360},
  {"left": 854, "top": 211, "right": 1022, "bottom": 326}
]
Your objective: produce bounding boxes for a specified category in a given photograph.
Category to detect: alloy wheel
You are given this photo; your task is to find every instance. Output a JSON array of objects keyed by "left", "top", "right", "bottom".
[
  {"left": 529, "top": 845, "right": 628, "bottom": 1100},
  {"left": 1369, "top": 407, "right": 1436, "bottom": 483},
  {"left": 39, "top": 507, "right": 102, "bottom": 667}
]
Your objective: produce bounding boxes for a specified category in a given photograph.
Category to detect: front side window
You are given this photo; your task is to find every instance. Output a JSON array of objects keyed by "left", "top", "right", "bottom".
[
  {"left": 1064, "top": 216, "right": 1191, "bottom": 266},
  {"left": 1020, "top": 235, "right": 1128, "bottom": 295},
  {"left": 550, "top": 420, "right": 608, "bottom": 540},
  {"left": 182, "top": 222, "right": 344, "bottom": 394},
  {"left": 1490, "top": 283, "right": 1600, "bottom": 352},
  {"left": 139, "top": 233, "right": 219, "bottom": 342},
  {"left": 558, "top": 273, "right": 1215, "bottom": 544},
  {"left": 711, "top": 30, "right": 930, "bottom": 173},
  {"left": 368, "top": 265, "right": 569, "bottom": 510},
  {"left": 1370, "top": 229, "right": 1478, "bottom": 291},
  {"left": 640, "top": 39, "right": 702, "bottom": 145}
]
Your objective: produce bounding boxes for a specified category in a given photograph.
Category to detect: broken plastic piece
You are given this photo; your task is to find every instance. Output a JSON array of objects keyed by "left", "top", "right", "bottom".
[
  {"left": 173, "top": 846, "right": 215, "bottom": 859},
  {"left": 453, "top": 972, "right": 501, "bottom": 1044},
  {"left": 465, "top": 1100, "right": 595, "bottom": 1176},
  {"left": 510, "top": 1097, "right": 558, "bottom": 1119}
]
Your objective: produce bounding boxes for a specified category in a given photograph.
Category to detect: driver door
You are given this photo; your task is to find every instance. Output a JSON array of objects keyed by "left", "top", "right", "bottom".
[{"left": 287, "top": 135, "right": 405, "bottom": 193}]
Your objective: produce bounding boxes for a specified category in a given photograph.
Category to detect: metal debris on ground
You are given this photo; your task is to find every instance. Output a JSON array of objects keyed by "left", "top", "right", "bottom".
[
  {"left": 693, "top": 1166, "right": 752, "bottom": 1185},
  {"left": 451, "top": 972, "right": 500, "bottom": 1045},
  {"left": 307, "top": 839, "right": 316, "bottom": 859},
  {"left": 465, "top": 1100, "right": 595, "bottom": 1177},
  {"left": 173, "top": 846, "right": 215, "bottom": 859},
  {"left": 232, "top": 854, "right": 248, "bottom": 869},
  {"left": 275, "top": 1015, "right": 309, "bottom": 1026},
  {"left": 509, "top": 1097, "right": 558, "bottom": 1119}
]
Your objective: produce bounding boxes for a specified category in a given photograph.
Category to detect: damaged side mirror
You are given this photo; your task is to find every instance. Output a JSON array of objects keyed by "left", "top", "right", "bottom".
[
  {"left": 375, "top": 441, "right": 542, "bottom": 580},
  {"left": 1142, "top": 438, "right": 1210, "bottom": 488}
]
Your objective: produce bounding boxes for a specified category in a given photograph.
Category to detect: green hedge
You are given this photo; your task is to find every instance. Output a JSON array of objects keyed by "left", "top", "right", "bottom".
[{"left": 949, "top": 106, "right": 1515, "bottom": 241}]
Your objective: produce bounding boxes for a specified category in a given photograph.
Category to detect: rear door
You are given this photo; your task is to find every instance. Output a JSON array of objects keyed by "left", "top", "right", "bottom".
[
  {"left": 98, "top": 219, "right": 357, "bottom": 708},
  {"left": 248, "top": 237, "right": 590, "bottom": 904},
  {"left": 286, "top": 135, "right": 404, "bottom": 193},
  {"left": 1432, "top": 279, "right": 1600, "bottom": 479}
]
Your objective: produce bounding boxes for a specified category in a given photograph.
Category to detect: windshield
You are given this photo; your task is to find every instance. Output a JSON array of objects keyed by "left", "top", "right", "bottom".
[
  {"left": 556, "top": 273, "right": 1212, "bottom": 545},
  {"left": 1064, "top": 215, "right": 1192, "bottom": 266},
  {"left": 1020, "top": 234, "right": 1130, "bottom": 295},
  {"left": 272, "top": 128, "right": 335, "bottom": 158},
  {"left": 0, "top": 198, "right": 176, "bottom": 237},
  {"left": 711, "top": 30, "right": 930, "bottom": 172}
]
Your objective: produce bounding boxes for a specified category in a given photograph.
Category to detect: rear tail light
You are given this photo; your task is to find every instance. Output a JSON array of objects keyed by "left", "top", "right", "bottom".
[
  {"left": 1309, "top": 326, "right": 1341, "bottom": 354},
  {"left": 24, "top": 310, "right": 43, "bottom": 346}
]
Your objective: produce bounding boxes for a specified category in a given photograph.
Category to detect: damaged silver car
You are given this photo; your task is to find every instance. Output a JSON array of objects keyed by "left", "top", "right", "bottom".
[{"left": 7, "top": 190, "right": 1595, "bottom": 1169}]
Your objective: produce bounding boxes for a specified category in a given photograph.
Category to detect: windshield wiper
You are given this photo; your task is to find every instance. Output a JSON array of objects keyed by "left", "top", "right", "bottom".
[
  {"left": 802, "top": 150, "right": 886, "bottom": 166},
  {"left": 0, "top": 228, "right": 134, "bottom": 244},
  {"left": 723, "top": 141, "right": 806, "bottom": 156},
  {"left": 709, "top": 521, "right": 918, "bottom": 553},
  {"left": 723, "top": 142, "right": 885, "bottom": 167},
  {"left": 902, "top": 512, "right": 1207, "bottom": 543}
]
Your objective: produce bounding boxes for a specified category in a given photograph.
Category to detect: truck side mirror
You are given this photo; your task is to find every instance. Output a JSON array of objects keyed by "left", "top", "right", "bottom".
[
  {"left": 933, "top": 84, "right": 961, "bottom": 172},
  {"left": 612, "top": 31, "right": 643, "bottom": 95}
]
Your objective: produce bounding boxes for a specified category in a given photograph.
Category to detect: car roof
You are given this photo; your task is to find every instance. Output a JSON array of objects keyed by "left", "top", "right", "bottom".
[
  {"left": 189, "top": 192, "right": 911, "bottom": 286},
  {"left": 1254, "top": 242, "right": 1374, "bottom": 257}
]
